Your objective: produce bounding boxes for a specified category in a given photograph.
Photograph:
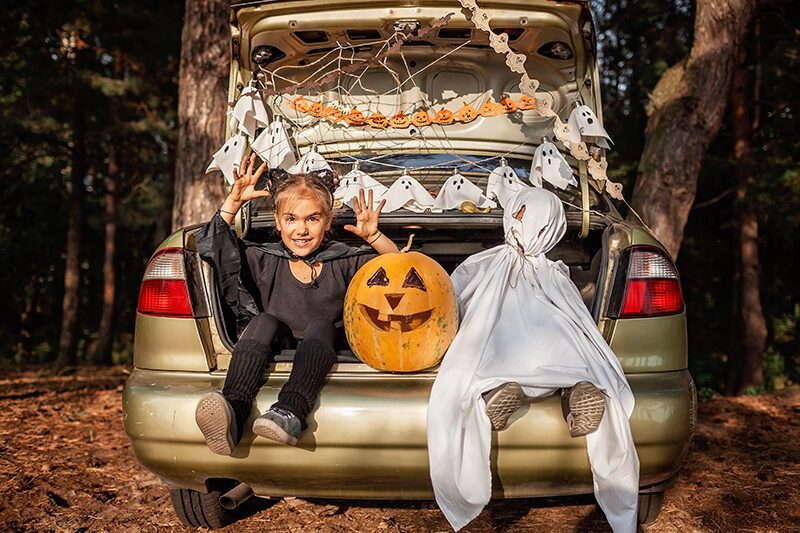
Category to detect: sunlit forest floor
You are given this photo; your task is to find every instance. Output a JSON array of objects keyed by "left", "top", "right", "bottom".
[{"left": 0, "top": 366, "right": 797, "bottom": 532}]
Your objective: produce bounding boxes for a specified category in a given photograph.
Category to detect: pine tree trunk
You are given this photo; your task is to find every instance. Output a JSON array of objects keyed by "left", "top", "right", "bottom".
[
  {"left": 91, "top": 143, "right": 118, "bottom": 365},
  {"left": 55, "top": 95, "right": 86, "bottom": 372},
  {"left": 630, "top": 0, "right": 757, "bottom": 259},
  {"left": 171, "top": 0, "right": 230, "bottom": 230}
]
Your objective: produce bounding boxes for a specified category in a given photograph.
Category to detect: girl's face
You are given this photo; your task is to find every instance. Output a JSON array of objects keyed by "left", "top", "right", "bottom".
[{"left": 275, "top": 196, "right": 332, "bottom": 257}]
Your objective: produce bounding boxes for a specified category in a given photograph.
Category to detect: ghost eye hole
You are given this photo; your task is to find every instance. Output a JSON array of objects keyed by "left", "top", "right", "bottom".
[
  {"left": 402, "top": 267, "right": 426, "bottom": 291},
  {"left": 367, "top": 267, "right": 389, "bottom": 287}
]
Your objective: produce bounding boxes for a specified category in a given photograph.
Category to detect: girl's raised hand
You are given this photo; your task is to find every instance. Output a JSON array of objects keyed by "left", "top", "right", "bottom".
[
  {"left": 228, "top": 154, "right": 269, "bottom": 206},
  {"left": 343, "top": 188, "right": 386, "bottom": 242}
]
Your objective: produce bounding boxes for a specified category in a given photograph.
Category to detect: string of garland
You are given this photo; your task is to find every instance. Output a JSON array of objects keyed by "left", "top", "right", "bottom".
[{"left": 287, "top": 94, "right": 538, "bottom": 129}]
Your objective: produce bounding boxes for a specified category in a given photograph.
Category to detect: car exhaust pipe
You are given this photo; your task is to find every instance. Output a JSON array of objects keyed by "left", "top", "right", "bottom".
[{"left": 220, "top": 482, "right": 254, "bottom": 510}]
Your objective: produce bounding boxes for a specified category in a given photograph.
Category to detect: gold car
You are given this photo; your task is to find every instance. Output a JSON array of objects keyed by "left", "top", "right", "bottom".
[{"left": 123, "top": 0, "right": 695, "bottom": 528}]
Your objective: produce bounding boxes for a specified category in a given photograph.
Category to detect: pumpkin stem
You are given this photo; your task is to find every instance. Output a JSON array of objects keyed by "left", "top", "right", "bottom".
[{"left": 400, "top": 234, "right": 415, "bottom": 253}]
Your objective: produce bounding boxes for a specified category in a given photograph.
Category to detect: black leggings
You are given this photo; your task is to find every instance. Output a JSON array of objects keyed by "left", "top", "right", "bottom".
[{"left": 222, "top": 312, "right": 338, "bottom": 436}]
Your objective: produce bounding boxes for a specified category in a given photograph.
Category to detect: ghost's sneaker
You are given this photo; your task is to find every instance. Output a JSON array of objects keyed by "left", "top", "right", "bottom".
[
  {"left": 483, "top": 382, "right": 525, "bottom": 431},
  {"left": 195, "top": 391, "right": 238, "bottom": 456},
  {"left": 252, "top": 407, "right": 302, "bottom": 446},
  {"left": 561, "top": 381, "right": 606, "bottom": 437}
]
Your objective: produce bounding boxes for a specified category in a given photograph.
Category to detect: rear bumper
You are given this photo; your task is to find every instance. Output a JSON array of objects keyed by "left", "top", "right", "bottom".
[{"left": 123, "top": 366, "right": 694, "bottom": 498}]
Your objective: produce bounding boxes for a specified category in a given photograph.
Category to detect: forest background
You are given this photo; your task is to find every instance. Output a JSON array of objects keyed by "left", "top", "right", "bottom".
[{"left": 0, "top": 0, "right": 797, "bottom": 397}]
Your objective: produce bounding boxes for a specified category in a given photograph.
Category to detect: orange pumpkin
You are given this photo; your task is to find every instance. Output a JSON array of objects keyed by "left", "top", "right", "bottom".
[
  {"left": 432, "top": 108, "right": 455, "bottom": 125},
  {"left": 323, "top": 105, "right": 343, "bottom": 123},
  {"left": 344, "top": 108, "right": 365, "bottom": 126},
  {"left": 456, "top": 102, "right": 479, "bottom": 123},
  {"left": 366, "top": 112, "right": 389, "bottom": 128},
  {"left": 411, "top": 110, "right": 432, "bottom": 127},
  {"left": 289, "top": 96, "right": 309, "bottom": 113},
  {"left": 389, "top": 113, "right": 411, "bottom": 129},
  {"left": 517, "top": 95, "right": 537, "bottom": 110},
  {"left": 307, "top": 101, "right": 323, "bottom": 117},
  {"left": 343, "top": 252, "right": 458, "bottom": 372},
  {"left": 499, "top": 95, "right": 517, "bottom": 113},
  {"left": 479, "top": 99, "right": 505, "bottom": 117}
]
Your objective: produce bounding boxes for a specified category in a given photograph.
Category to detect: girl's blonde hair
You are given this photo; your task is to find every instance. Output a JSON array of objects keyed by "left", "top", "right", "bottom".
[{"left": 269, "top": 169, "right": 337, "bottom": 220}]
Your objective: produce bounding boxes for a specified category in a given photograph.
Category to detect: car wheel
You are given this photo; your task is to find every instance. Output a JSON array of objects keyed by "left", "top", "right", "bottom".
[
  {"left": 637, "top": 490, "right": 665, "bottom": 524},
  {"left": 170, "top": 487, "right": 234, "bottom": 529}
]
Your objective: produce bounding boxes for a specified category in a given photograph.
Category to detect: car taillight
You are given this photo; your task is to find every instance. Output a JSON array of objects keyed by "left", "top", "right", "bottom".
[
  {"left": 610, "top": 246, "right": 684, "bottom": 318},
  {"left": 137, "top": 248, "right": 194, "bottom": 318}
]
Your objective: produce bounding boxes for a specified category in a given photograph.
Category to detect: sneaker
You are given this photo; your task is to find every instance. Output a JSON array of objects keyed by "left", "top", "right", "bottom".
[
  {"left": 483, "top": 382, "right": 525, "bottom": 431},
  {"left": 195, "top": 392, "right": 237, "bottom": 456},
  {"left": 252, "top": 407, "right": 302, "bottom": 445},
  {"left": 561, "top": 381, "right": 606, "bottom": 437}
]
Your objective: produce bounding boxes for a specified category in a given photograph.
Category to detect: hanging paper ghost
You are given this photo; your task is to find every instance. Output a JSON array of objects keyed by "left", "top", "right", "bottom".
[
  {"left": 435, "top": 172, "right": 496, "bottom": 211},
  {"left": 206, "top": 132, "right": 248, "bottom": 185},
  {"left": 530, "top": 142, "right": 578, "bottom": 190},
  {"left": 379, "top": 174, "right": 439, "bottom": 213},
  {"left": 567, "top": 105, "right": 613, "bottom": 149},
  {"left": 229, "top": 85, "right": 270, "bottom": 139},
  {"left": 250, "top": 118, "right": 297, "bottom": 170},
  {"left": 334, "top": 169, "right": 389, "bottom": 208},
  {"left": 486, "top": 164, "right": 529, "bottom": 208},
  {"left": 289, "top": 149, "right": 332, "bottom": 174}
]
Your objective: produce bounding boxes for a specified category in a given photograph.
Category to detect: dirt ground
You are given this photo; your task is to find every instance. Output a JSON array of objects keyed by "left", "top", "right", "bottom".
[{"left": 0, "top": 366, "right": 797, "bottom": 532}]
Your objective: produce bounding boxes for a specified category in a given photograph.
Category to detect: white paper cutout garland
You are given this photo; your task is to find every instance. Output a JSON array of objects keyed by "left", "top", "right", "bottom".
[
  {"left": 568, "top": 105, "right": 613, "bottom": 149},
  {"left": 250, "top": 118, "right": 297, "bottom": 170},
  {"left": 379, "top": 173, "right": 439, "bottom": 213},
  {"left": 229, "top": 85, "right": 270, "bottom": 139},
  {"left": 333, "top": 169, "right": 389, "bottom": 208},
  {"left": 206, "top": 132, "right": 248, "bottom": 185},
  {"left": 531, "top": 142, "right": 578, "bottom": 190},
  {"left": 435, "top": 172, "right": 496, "bottom": 211},
  {"left": 289, "top": 149, "right": 332, "bottom": 174},
  {"left": 486, "top": 163, "right": 530, "bottom": 208}
]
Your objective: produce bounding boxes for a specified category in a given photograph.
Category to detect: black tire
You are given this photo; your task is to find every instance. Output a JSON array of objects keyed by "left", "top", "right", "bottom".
[
  {"left": 637, "top": 490, "right": 665, "bottom": 524},
  {"left": 170, "top": 487, "right": 234, "bottom": 529}
]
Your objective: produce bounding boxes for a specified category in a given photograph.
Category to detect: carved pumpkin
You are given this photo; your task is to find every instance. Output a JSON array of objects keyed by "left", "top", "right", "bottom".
[
  {"left": 432, "top": 108, "right": 455, "bottom": 125},
  {"left": 307, "top": 101, "right": 323, "bottom": 117},
  {"left": 456, "top": 102, "right": 479, "bottom": 123},
  {"left": 366, "top": 112, "right": 389, "bottom": 129},
  {"left": 344, "top": 108, "right": 365, "bottom": 126},
  {"left": 389, "top": 113, "right": 411, "bottom": 129},
  {"left": 411, "top": 110, "right": 432, "bottom": 127},
  {"left": 517, "top": 95, "right": 537, "bottom": 110},
  {"left": 343, "top": 252, "right": 458, "bottom": 372},
  {"left": 323, "top": 105, "right": 343, "bottom": 123},
  {"left": 289, "top": 96, "right": 309, "bottom": 113},
  {"left": 479, "top": 99, "right": 504, "bottom": 117},
  {"left": 499, "top": 95, "right": 517, "bottom": 113}
]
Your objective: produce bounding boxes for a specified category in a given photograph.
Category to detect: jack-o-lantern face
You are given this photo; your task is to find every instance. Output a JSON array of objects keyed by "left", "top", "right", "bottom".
[
  {"left": 432, "top": 108, "right": 455, "bottom": 125},
  {"left": 411, "top": 110, "right": 432, "bottom": 127},
  {"left": 366, "top": 112, "right": 389, "bottom": 129},
  {"left": 479, "top": 100, "right": 504, "bottom": 117},
  {"left": 517, "top": 95, "right": 537, "bottom": 110},
  {"left": 500, "top": 95, "right": 517, "bottom": 113},
  {"left": 307, "top": 101, "right": 323, "bottom": 117},
  {"left": 344, "top": 252, "right": 458, "bottom": 372},
  {"left": 323, "top": 105, "right": 343, "bottom": 123},
  {"left": 344, "top": 108, "right": 365, "bottom": 126},
  {"left": 289, "top": 96, "right": 309, "bottom": 113},
  {"left": 389, "top": 113, "right": 411, "bottom": 129},
  {"left": 456, "top": 102, "right": 479, "bottom": 123}
]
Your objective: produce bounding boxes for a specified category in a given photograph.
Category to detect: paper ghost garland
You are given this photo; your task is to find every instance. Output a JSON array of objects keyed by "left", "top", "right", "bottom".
[
  {"left": 333, "top": 168, "right": 389, "bottom": 208},
  {"left": 379, "top": 173, "right": 439, "bottom": 213},
  {"left": 531, "top": 142, "right": 578, "bottom": 190},
  {"left": 486, "top": 163, "right": 530, "bottom": 208},
  {"left": 567, "top": 105, "right": 613, "bottom": 150},
  {"left": 250, "top": 118, "right": 296, "bottom": 170},
  {"left": 435, "top": 172, "right": 496, "bottom": 211},
  {"left": 206, "top": 132, "right": 248, "bottom": 185},
  {"left": 289, "top": 149, "right": 332, "bottom": 174},
  {"left": 229, "top": 85, "right": 270, "bottom": 139}
]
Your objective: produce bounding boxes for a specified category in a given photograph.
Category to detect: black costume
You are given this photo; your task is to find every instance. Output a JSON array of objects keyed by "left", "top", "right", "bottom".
[{"left": 196, "top": 212, "right": 376, "bottom": 440}]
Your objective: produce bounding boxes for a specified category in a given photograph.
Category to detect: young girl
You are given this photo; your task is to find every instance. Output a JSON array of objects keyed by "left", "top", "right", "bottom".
[{"left": 195, "top": 154, "right": 398, "bottom": 454}]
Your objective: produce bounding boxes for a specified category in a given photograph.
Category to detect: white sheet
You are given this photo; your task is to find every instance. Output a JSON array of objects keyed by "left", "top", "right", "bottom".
[{"left": 427, "top": 188, "right": 639, "bottom": 532}]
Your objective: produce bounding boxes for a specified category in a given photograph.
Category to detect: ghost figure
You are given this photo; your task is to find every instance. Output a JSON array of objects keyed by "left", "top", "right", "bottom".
[
  {"left": 289, "top": 150, "right": 332, "bottom": 174},
  {"left": 379, "top": 174, "right": 439, "bottom": 213},
  {"left": 530, "top": 142, "right": 578, "bottom": 190},
  {"left": 229, "top": 85, "right": 270, "bottom": 139},
  {"left": 334, "top": 169, "right": 389, "bottom": 208},
  {"left": 250, "top": 118, "right": 297, "bottom": 170},
  {"left": 206, "top": 132, "right": 248, "bottom": 185},
  {"left": 486, "top": 164, "right": 530, "bottom": 209},
  {"left": 567, "top": 105, "right": 613, "bottom": 149},
  {"left": 435, "top": 172, "right": 496, "bottom": 211}
]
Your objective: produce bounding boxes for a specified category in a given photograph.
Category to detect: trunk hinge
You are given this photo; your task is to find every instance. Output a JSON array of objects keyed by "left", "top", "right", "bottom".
[{"left": 578, "top": 160, "right": 590, "bottom": 237}]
